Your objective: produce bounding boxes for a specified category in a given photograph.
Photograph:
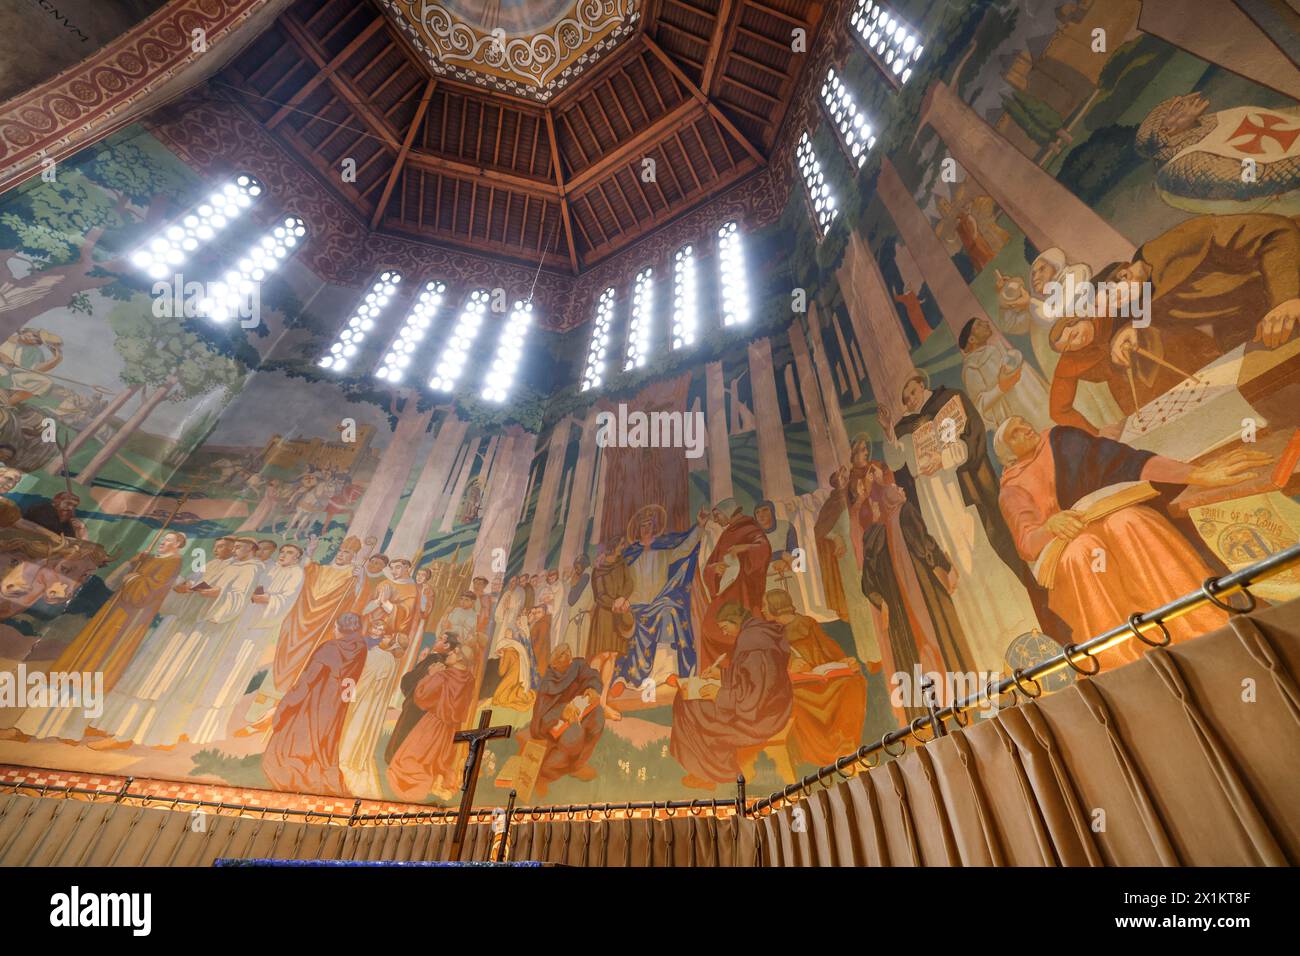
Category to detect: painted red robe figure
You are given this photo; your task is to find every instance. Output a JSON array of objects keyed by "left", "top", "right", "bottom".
[
  {"left": 261, "top": 612, "right": 367, "bottom": 797},
  {"left": 671, "top": 604, "right": 792, "bottom": 790},
  {"left": 699, "top": 500, "right": 771, "bottom": 670},
  {"left": 528, "top": 644, "right": 604, "bottom": 797},
  {"left": 386, "top": 633, "right": 476, "bottom": 802}
]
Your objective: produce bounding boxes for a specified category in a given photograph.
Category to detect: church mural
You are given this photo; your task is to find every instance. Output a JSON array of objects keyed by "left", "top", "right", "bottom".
[{"left": 0, "top": 0, "right": 1297, "bottom": 810}]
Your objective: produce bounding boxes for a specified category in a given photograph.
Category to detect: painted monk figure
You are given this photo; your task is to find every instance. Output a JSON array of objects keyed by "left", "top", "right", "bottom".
[
  {"left": 764, "top": 589, "right": 866, "bottom": 767},
  {"left": 994, "top": 416, "right": 1269, "bottom": 670},
  {"left": 7, "top": 530, "right": 186, "bottom": 742},
  {"left": 528, "top": 643, "right": 604, "bottom": 798},
  {"left": 670, "top": 603, "right": 792, "bottom": 791},
  {"left": 239, "top": 535, "right": 361, "bottom": 735},
  {"left": 386, "top": 633, "right": 477, "bottom": 802},
  {"left": 261, "top": 612, "right": 368, "bottom": 797},
  {"left": 698, "top": 500, "right": 771, "bottom": 670}
]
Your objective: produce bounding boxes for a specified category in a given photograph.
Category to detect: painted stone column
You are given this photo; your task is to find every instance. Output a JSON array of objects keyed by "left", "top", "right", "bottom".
[
  {"left": 804, "top": 302, "right": 853, "bottom": 464},
  {"left": 704, "top": 361, "right": 734, "bottom": 505},
  {"left": 472, "top": 430, "right": 537, "bottom": 580},
  {"left": 835, "top": 227, "right": 915, "bottom": 410},
  {"left": 523, "top": 417, "right": 573, "bottom": 572},
  {"left": 347, "top": 398, "right": 432, "bottom": 545},
  {"left": 747, "top": 337, "right": 796, "bottom": 503},
  {"left": 914, "top": 84, "right": 1136, "bottom": 270},
  {"left": 386, "top": 413, "right": 469, "bottom": 559},
  {"left": 789, "top": 320, "right": 840, "bottom": 485},
  {"left": 558, "top": 405, "right": 602, "bottom": 572}
]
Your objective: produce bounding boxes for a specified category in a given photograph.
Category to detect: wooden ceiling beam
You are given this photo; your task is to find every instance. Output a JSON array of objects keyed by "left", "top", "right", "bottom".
[
  {"left": 579, "top": 157, "right": 761, "bottom": 266},
  {"left": 564, "top": 97, "right": 699, "bottom": 193},
  {"left": 642, "top": 35, "right": 764, "bottom": 164},
  {"left": 746, "top": 0, "right": 810, "bottom": 29},
  {"left": 268, "top": 14, "right": 387, "bottom": 129},
  {"left": 372, "top": 77, "right": 435, "bottom": 229},
  {"left": 403, "top": 152, "right": 560, "bottom": 200},
  {"left": 700, "top": 0, "right": 735, "bottom": 95},
  {"left": 544, "top": 108, "right": 581, "bottom": 274}
]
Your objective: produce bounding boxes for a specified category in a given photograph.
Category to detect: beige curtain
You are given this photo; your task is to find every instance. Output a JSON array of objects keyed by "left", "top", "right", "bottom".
[{"left": 4, "top": 598, "right": 1297, "bottom": 866}]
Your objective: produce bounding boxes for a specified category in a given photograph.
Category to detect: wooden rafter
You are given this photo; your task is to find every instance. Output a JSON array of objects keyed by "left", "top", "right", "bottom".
[
  {"left": 565, "top": 97, "right": 699, "bottom": 193},
  {"left": 642, "top": 35, "right": 764, "bottom": 164},
  {"left": 268, "top": 14, "right": 386, "bottom": 129},
  {"left": 372, "top": 77, "right": 435, "bottom": 229},
  {"left": 700, "top": 0, "right": 736, "bottom": 95},
  {"left": 544, "top": 108, "right": 581, "bottom": 274}
]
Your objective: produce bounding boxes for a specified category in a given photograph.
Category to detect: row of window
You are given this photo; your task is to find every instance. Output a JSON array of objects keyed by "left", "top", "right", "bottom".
[
  {"left": 795, "top": 0, "right": 922, "bottom": 238},
  {"left": 131, "top": 174, "right": 533, "bottom": 402},
  {"left": 578, "top": 219, "right": 749, "bottom": 392}
]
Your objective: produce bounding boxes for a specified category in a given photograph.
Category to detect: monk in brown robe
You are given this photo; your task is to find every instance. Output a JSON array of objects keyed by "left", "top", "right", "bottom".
[
  {"left": 1107, "top": 212, "right": 1300, "bottom": 364},
  {"left": 262, "top": 612, "right": 367, "bottom": 797},
  {"left": 239, "top": 536, "right": 361, "bottom": 733},
  {"left": 671, "top": 603, "right": 792, "bottom": 790},
  {"left": 528, "top": 644, "right": 604, "bottom": 798},
  {"left": 50, "top": 530, "right": 186, "bottom": 693},
  {"left": 764, "top": 589, "right": 866, "bottom": 767},
  {"left": 587, "top": 540, "right": 633, "bottom": 716},
  {"left": 699, "top": 500, "right": 771, "bottom": 670},
  {"left": 386, "top": 633, "right": 477, "bottom": 802}
]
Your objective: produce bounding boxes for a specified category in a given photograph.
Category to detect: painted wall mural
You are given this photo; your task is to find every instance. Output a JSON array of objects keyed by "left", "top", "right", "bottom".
[{"left": 1, "top": 0, "right": 1298, "bottom": 810}]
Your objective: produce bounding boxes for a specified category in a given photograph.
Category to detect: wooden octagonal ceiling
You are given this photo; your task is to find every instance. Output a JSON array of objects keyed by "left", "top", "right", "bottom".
[
  {"left": 217, "top": 0, "right": 824, "bottom": 274},
  {"left": 377, "top": 0, "right": 642, "bottom": 102}
]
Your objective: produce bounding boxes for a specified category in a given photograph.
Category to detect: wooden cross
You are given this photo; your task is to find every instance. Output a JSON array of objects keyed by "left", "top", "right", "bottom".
[{"left": 448, "top": 709, "right": 512, "bottom": 862}]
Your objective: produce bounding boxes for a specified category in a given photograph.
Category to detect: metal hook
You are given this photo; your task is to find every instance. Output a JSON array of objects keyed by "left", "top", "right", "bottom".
[
  {"left": 1128, "top": 612, "right": 1172, "bottom": 648},
  {"left": 1011, "top": 668, "right": 1042, "bottom": 699},
  {"left": 1061, "top": 642, "right": 1100, "bottom": 676},
  {"left": 909, "top": 715, "right": 934, "bottom": 745},
  {"left": 1202, "top": 576, "right": 1256, "bottom": 614}
]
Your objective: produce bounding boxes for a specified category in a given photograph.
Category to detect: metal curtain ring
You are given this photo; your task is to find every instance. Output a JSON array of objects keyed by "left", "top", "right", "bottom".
[
  {"left": 858, "top": 749, "right": 880, "bottom": 770},
  {"left": 1202, "top": 576, "right": 1256, "bottom": 614},
  {"left": 689, "top": 800, "right": 704, "bottom": 816},
  {"left": 625, "top": 802, "right": 634, "bottom": 819},
  {"left": 664, "top": 803, "right": 677, "bottom": 817},
  {"left": 834, "top": 756, "right": 855, "bottom": 780},
  {"left": 819, "top": 772, "right": 835, "bottom": 791},
  {"left": 984, "top": 676, "right": 1012, "bottom": 707},
  {"left": 566, "top": 807, "right": 576, "bottom": 820},
  {"left": 950, "top": 704, "right": 971, "bottom": 728},
  {"left": 799, "top": 775, "right": 815, "bottom": 798},
  {"left": 601, "top": 803, "right": 613, "bottom": 820},
  {"left": 1061, "top": 642, "right": 1100, "bottom": 676},
  {"left": 585, "top": 808, "right": 594, "bottom": 820},
  {"left": 909, "top": 716, "right": 934, "bottom": 745},
  {"left": 1011, "top": 668, "right": 1042, "bottom": 699},
  {"left": 881, "top": 733, "right": 906, "bottom": 757},
  {"left": 1128, "top": 612, "right": 1171, "bottom": 648}
]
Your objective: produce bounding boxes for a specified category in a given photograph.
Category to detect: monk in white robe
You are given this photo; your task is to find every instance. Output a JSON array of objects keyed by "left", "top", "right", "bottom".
[
  {"left": 186, "top": 543, "right": 305, "bottom": 745},
  {"left": 338, "top": 613, "right": 402, "bottom": 797},
  {"left": 87, "top": 538, "right": 236, "bottom": 748}
]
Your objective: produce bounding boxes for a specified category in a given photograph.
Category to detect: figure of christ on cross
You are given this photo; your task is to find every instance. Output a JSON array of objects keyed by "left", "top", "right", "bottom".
[{"left": 448, "top": 709, "right": 512, "bottom": 862}]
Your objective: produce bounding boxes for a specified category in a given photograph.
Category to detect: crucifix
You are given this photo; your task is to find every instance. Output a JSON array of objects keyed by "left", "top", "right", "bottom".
[{"left": 447, "top": 708, "right": 512, "bottom": 862}]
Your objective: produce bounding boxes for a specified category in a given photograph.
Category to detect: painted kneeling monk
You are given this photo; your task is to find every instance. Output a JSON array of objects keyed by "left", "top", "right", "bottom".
[
  {"left": 670, "top": 602, "right": 791, "bottom": 791},
  {"left": 529, "top": 643, "right": 604, "bottom": 798},
  {"left": 386, "top": 632, "right": 476, "bottom": 802},
  {"left": 261, "top": 612, "right": 367, "bottom": 797}
]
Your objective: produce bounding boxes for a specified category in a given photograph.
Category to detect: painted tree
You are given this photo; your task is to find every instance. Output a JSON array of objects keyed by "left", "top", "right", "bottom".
[
  {"left": 0, "top": 138, "right": 180, "bottom": 344},
  {"left": 74, "top": 303, "right": 246, "bottom": 486}
]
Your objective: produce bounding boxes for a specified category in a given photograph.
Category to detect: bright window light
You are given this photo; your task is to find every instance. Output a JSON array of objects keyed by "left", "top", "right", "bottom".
[
  {"left": 130, "top": 174, "right": 262, "bottom": 280},
  {"left": 198, "top": 214, "right": 305, "bottom": 324},
  {"left": 376, "top": 280, "right": 445, "bottom": 383},
  {"left": 482, "top": 299, "right": 533, "bottom": 402},
  {"left": 580, "top": 287, "right": 615, "bottom": 392},
  {"left": 796, "top": 133, "right": 837, "bottom": 235},
  {"left": 429, "top": 288, "right": 489, "bottom": 391},
  {"left": 672, "top": 245, "right": 697, "bottom": 349},
  {"left": 318, "top": 270, "right": 402, "bottom": 372},
  {"left": 851, "top": 0, "right": 923, "bottom": 86},
  {"left": 822, "top": 68, "right": 876, "bottom": 167},
  {"left": 717, "top": 221, "right": 750, "bottom": 327},
  {"left": 623, "top": 266, "right": 654, "bottom": 371}
]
